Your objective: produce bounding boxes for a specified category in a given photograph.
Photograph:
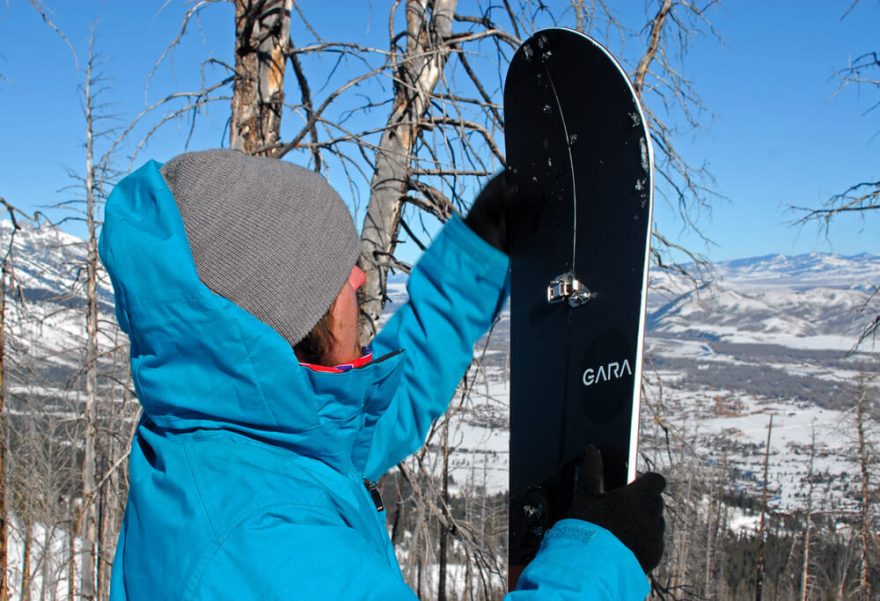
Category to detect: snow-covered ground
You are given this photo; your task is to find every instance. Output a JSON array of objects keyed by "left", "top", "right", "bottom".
[
  {"left": 421, "top": 251, "right": 880, "bottom": 515},
  {"left": 428, "top": 347, "right": 869, "bottom": 516},
  {"left": 446, "top": 373, "right": 510, "bottom": 495},
  {"left": 4, "top": 515, "right": 80, "bottom": 600}
]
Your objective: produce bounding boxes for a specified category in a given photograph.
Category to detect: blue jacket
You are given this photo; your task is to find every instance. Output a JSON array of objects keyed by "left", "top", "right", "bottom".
[{"left": 101, "top": 161, "right": 649, "bottom": 599}]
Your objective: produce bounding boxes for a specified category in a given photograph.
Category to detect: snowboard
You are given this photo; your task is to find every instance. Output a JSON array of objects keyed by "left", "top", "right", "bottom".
[{"left": 504, "top": 28, "right": 654, "bottom": 586}]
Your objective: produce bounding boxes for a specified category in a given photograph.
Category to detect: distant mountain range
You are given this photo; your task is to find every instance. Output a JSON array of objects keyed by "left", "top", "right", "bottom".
[
  {"left": 714, "top": 252, "right": 880, "bottom": 290},
  {"left": 648, "top": 253, "right": 879, "bottom": 351},
  {"left": 2, "top": 220, "right": 878, "bottom": 373}
]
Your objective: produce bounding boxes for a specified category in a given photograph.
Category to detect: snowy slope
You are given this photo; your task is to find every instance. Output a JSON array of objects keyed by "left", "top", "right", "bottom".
[
  {"left": 716, "top": 252, "right": 880, "bottom": 290},
  {"left": 0, "top": 220, "right": 118, "bottom": 387},
  {"left": 649, "top": 254, "right": 879, "bottom": 352}
]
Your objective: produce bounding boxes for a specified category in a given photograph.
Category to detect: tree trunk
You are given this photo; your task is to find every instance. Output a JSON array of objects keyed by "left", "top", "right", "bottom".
[
  {"left": 0, "top": 228, "right": 8, "bottom": 601},
  {"left": 96, "top": 453, "right": 109, "bottom": 601},
  {"left": 40, "top": 524, "right": 52, "bottom": 601},
  {"left": 67, "top": 495, "right": 75, "bottom": 601},
  {"left": 438, "top": 417, "right": 450, "bottom": 601},
  {"left": 21, "top": 516, "right": 32, "bottom": 600},
  {"left": 703, "top": 484, "right": 718, "bottom": 600},
  {"left": 670, "top": 461, "right": 694, "bottom": 590},
  {"left": 230, "top": 0, "right": 292, "bottom": 155},
  {"left": 358, "top": 0, "right": 458, "bottom": 343},
  {"left": 632, "top": 0, "right": 673, "bottom": 96},
  {"left": 755, "top": 415, "right": 773, "bottom": 601},
  {"left": 800, "top": 425, "right": 816, "bottom": 601},
  {"left": 79, "top": 40, "right": 100, "bottom": 601},
  {"left": 856, "top": 382, "right": 871, "bottom": 601}
]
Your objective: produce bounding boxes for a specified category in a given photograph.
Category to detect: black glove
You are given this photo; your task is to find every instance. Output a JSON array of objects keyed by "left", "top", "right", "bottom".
[
  {"left": 565, "top": 446, "right": 666, "bottom": 573},
  {"left": 464, "top": 171, "right": 519, "bottom": 254}
]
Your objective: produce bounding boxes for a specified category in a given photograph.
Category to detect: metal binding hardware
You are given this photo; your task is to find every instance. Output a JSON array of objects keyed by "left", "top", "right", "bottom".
[{"left": 547, "top": 272, "right": 593, "bottom": 307}]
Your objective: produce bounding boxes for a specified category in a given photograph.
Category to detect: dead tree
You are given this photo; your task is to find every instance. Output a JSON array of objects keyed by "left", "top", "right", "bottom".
[
  {"left": 703, "top": 465, "right": 721, "bottom": 600},
  {"left": 230, "top": 0, "right": 292, "bottom": 154},
  {"left": 755, "top": 415, "right": 773, "bottom": 601},
  {"left": 795, "top": 2, "right": 879, "bottom": 348},
  {"left": 127, "top": 0, "right": 721, "bottom": 336},
  {"left": 0, "top": 200, "right": 17, "bottom": 601},
  {"left": 0, "top": 5, "right": 81, "bottom": 596},
  {"left": 631, "top": 0, "right": 722, "bottom": 273},
  {"left": 357, "top": 0, "right": 461, "bottom": 341},
  {"left": 78, "top": 30, "right": 101, "bottom": 601},
  {"left": 0, "top": 199, "right": 55, "bottom": 601},
  {"left": 854, "top": 377, "right": 874, "bottom": 601},
  {"left": 800, "top": 424, "right": 816, "bottom": 601},
  {"left": 51, "top": 27, "right": 126, "bottom": 601}
]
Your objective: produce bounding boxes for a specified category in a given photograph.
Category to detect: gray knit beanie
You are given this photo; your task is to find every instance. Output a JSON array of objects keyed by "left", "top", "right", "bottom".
[{"left": 160, "top": 149, "right": 360, "bottom": 346}]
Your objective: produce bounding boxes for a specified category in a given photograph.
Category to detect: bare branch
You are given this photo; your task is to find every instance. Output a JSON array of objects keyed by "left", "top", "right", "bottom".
[
  {"left": 273, "top": 64, "right": 388, "bottom": 158},
  {"left": 424, "top": 116, "right": 504, "bottom": 163},
  {"left": 147, "top": 1, "right": 225, "bottom": 102},
  {"left": 288, "top": 34, "right": 321, "bottom": 170},
  {"left": 28, "top": 0, "right": 78, "bottom": 68},
  {"left": 454, "top": 48, "right": 505, "bottom": 127}
]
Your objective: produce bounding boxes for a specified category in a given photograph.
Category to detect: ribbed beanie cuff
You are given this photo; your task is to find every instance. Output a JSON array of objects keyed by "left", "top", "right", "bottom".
[{"left": 160, "top": 149, "right": 360, "bottom": 347}]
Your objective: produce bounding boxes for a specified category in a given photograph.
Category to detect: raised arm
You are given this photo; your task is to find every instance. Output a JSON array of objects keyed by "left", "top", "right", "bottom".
[{"left": 364, "top": 214, "right": 510, "bottom": 480}]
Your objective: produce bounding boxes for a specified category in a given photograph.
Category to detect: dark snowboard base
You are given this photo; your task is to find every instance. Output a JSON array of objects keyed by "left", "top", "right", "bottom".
[{"left": 504, "top": 28, "right": 654, "bottom": 585}]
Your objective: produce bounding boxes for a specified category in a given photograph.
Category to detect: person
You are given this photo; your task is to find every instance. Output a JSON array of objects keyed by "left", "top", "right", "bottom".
[{"left": 101, "top": 149, "right": 664, "bottom": 600}]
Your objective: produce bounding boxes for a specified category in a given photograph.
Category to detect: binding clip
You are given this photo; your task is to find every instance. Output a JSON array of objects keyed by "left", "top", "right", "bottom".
[{"left": 547, "top": 272, "right": 593, "bottom": 308}]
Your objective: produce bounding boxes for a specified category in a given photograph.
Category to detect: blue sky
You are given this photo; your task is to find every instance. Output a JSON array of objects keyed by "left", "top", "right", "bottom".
[{"left": 1, "top": 1, "right": 878, "bottom": 263}]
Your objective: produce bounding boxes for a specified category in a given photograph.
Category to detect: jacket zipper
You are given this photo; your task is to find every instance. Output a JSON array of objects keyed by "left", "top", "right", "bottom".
[{"left": 364, "top": 478, "right": 384, "bottom": 512}]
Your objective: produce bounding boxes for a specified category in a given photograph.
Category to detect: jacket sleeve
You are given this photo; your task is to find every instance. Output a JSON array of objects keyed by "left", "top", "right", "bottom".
[
  {"left": 364, "top": 215, "right": 510, "bottom": 481},
  {"left": 506, "top": 520, "right": 651, "bottom": 600}
]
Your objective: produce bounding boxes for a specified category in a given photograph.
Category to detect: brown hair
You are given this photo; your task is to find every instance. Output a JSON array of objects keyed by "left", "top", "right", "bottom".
[{"left": 293, "top": 305, "right": 336, "bottom": 365}]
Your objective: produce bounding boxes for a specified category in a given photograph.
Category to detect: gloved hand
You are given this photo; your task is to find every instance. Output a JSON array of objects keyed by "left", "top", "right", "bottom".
[
  {"left": 565, "top": 446, "right": 666, "bottom": 573},
  {"left": 463, "top": 171, "right": 519, "bottom": 254}
]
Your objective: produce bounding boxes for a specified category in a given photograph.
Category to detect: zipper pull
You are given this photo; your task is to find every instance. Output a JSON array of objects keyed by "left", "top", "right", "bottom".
[{"left": 364, "top": 479, "right": 385, "bottom": 512}]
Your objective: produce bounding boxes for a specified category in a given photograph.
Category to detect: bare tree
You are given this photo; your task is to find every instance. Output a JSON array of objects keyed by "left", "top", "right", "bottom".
[
  {"left": 77, "top": 29, "right": 102, "bottom": 600},
  {"left": 800, "top": 424, "right": 816, "bottom": 601},
  {"left": 357, "top": 0, "right": 462, "bottom": 341},
  {"left": 755, "top": 415, "right": 773, "bottom": 601},
  {"left": 795, "top": 2, "right": 880, "bottom": 348},
  {"left": 123, "top": 0, "right": 721, "bottom": 336},
  {"left": 230, "top": 0, "right": 293, "bottom": 154},
  {"left": 0, "top": 199, "right": 69, "bottom": 601},
  {"left": 0, "top": 200, "right": 19, "bottom": 601},
  {"left": 48, "top": 25, "right": 128, "bottom": 601},
  {"left": 703, "top": 466, "right": 721, "bottom": 600},
  {"left": 854, "top": 377, "right": 875, "bottom": 601},
  {"left": 25, "top": 0, "right": 79, "bottom": 68}
]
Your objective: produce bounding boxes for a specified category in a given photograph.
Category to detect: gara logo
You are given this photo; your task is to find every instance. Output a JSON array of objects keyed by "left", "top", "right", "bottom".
[{"left": 582, "top": 359, "right": 633, "bottom": 387}]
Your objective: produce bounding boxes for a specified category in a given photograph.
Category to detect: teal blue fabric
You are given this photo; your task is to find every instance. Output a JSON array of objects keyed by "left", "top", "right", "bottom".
[
  {"left": 511, "top": 520, "right": 650, "bottom": 599},
  {"left": 102, "top": 160, "right": 649, "bottom": 599}
]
